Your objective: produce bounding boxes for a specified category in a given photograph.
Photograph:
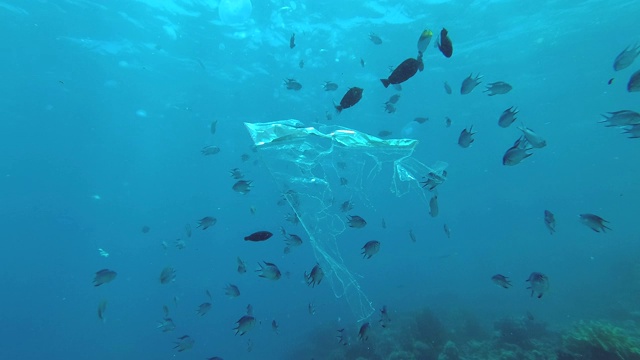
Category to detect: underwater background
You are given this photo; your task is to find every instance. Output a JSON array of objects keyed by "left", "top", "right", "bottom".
[{"left": 1, "top": 0, "right": 640, "bottom": 359}]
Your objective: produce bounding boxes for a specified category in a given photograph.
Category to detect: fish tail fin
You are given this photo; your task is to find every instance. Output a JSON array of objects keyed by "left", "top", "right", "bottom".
[
  {"left": 334, "top": 104, "right": 343, "bottom": 113},
  {"left": 380, "top": 79, "right": 390, "bottom": 88}
]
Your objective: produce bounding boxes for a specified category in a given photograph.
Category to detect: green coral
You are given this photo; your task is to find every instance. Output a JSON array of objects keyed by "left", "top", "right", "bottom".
[{"left": 562, "top": 320, "right": 640, "bottom": 360}]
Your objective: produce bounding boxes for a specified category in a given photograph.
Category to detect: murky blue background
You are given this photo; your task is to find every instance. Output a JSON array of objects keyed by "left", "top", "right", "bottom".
[{"left": 1, "top": 0, "right": 639, "bottom": 359}]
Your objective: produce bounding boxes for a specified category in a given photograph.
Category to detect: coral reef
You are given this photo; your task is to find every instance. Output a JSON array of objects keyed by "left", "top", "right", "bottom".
[{"left": 560, "top": 320, "right": 640, "bottom": 360}]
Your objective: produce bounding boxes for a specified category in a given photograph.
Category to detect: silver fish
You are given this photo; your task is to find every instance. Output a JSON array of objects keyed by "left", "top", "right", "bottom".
[
  {"left": 526, "top": 272, "right": 549, "bottom": 298},
  {"left": 518, "top": 125, "right": 546, "bottom": 148},
  {"left": 579, "top": 213, "right": 611, "bottom": 233},
  {"left": 460, "top": 73, "right": 482, "bottom": 95}
]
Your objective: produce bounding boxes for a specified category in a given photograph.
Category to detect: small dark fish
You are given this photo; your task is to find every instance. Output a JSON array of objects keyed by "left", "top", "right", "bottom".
[
  {"left": 444, "top": 81, "right": 452, "bottom": 94},
  {"left": 163, "top": 305, "right": 170, "bottom": 317},
  {"left": 544, "top": 210, "right": 556, "bottom": 234},
  {"left": 445, "top": 117, "right": 452, "bottom": 127},
  {"left": 436, "top": 28, "right": 453, "bottom": 57},
  {"left": 97, "top": 300, "right": 107, "bottom": 322},
  {"left": 157, "top": 317, "right": 176, "bottom": 332},
  {"left": 289, "top": 33, "right": 295, "bottom": 49},
  {"left": 409, "top": 229, "right": 416, "bottom": 242},
  {"left": 229, "top": 168, "right": 244, "bottom": 179},
  {"left": 498, "top": 106, "right": 519, "bottom": 128},
  {"left": 443, "top": 224, "right": 451, "bottom": 238},
  {"left": 197, "top": 216, "right": 217, "bottom": 230},
  {"left": 210, "top": 120, "right": 218, "bottom": 134},
  {"left": 308, "top": 302, "right": 316, "bottom": 315},
  {"left": 347, "top": 215, "right": 367, "bottom": 228},
  {"left": 628, "top": 69, "right": 640, "bottom": 92},
  {"left": 234, "top": 315, "right": 256, "bottom": 336},
  {"left": 237, "top": 257, "right": 247, "bottom": 274},
  {"left": 428, "top": 194, "right": 439, "bottom": 217},
  {"left": 336, "top": 328, "right": 348, "bottom": 345},
  {"left": 358, "top": 322, "right": 370, "bottom": 341},
  {"left": 335, "top": 87, "right": 363, "bottom": 113},
  {"left": 225, "top": 284, "right": 240, "bottom": 298},
  {"left": 232, "top": 180, "right": 252, "bottom": 194},
  {"left": 304, "top": 264, "right": 324, "bottom": 287},
  {"left": 283, "top": 78, "right": 302, "bottom": 91},
  {"left": 184, "top": 223, "right": 192, "bottom": 237},
  {"left": 383, "top": 102, "right": 396, "bottom": 114},
  {"left": 244, "top": 231, "right": 273, "bottom": 241},
  {"left": 272, "top": 320, "right": 279, "bottom": 334},
  {"left": 526, "top": 311, "right": 535, "bottom": 321},
  {"left": 608, "top": 78, "right": 614, "bottom": 85},
  {"left": 484, "top": 81, "right": 512, "bottom": 96},
  {"left": 298, "top": 59, "right": 304, "bottom": 68},
  {"left": 160, "top": 266, "right": 176, "bottom": 284},
  {"left": 381, "top": 218, "right": 387, "bottom": 229},
  {"left": 458, "top": 126, "right": 476, "bottom": 148},
  {"left": 141, "top": 225, "right": 150, "bottom": 233},
  {"left": 502, "top": 137, "right": 532, "bottom": 166},
  {"left": 414, "top": 117, "right": 428, "bottom": 124},
  {"left": 387, "top": 93, "right": 401, "bottom": 104},
  {"left": 491, "top": 274, "right": 512, "bottom": 289},
  {"left": 93, "top": 269, "right": 117, "bottom": 287},
  {"left": 201, "top": 145, "right": 221, "bottom": 155},
  {"left": 175, "top": 238, "right": 186, "bottom": 250},
  {"left": 613, "top": 43, "right": 640, "bottom": 71},
  {"left": 379, "top": 306, "right": 391, "bottom": 328},
  {"left": 380, "top": 56, "right": 424, "bottom": 88},
  {"left": 369, "top": 32, "right": 382, "bottom": 45},
  {"left": 323, "top": 81, "right": 338, "bottom": 91},
  {"left": 256, "top": 261, "right": 281, "bottom": 280},
  {"left": 173, "top": 335, "right": 194, "bottom": 352},
  {"left": 360, "top": 58, "right": 365, "bottom": 67},
  {"left": 340, "top": 200, "right": 354, "bottom": 212},
  {"left": 461, "top": 73, "right": 482, "bottom": 94},
  {"left": 196, "top": 302, "right": 212, "bottom": 316},
  {"left": 378, "top": 130, "right": 392, "bottom": 137},
  {"left": 361, "top": 240, "right": 380, "bottom": 259},
  {"left": 579, "top": 213, "right": 611, "bottom": 232},
  {"left": 526, "top": 272, "right": 549, "bottom": 298},
  {"left": 246, "top": 304, "right": 253, "bottom": 316}
]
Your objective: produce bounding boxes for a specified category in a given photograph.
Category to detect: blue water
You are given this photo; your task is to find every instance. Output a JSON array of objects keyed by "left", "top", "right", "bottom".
[{"left": 1, "top": 0, "right": 639, "bottom": 359}]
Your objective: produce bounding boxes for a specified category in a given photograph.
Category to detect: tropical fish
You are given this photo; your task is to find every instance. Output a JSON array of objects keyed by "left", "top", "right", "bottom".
[
  {"left": 272, "top": 320, "right": 279, "bottom": 334},
  {"left": 304, "top": 264, "right": 324, "bottom": 287},
  {"left": 93, "top": 269, "right": 117, "bottom": 287},
  {"left": 502, "top": 137, "right": 532, "bottom": 166},
  {"left": 409, "top": 229, "right": 417, "bottom": 243},
  {"left": 197, "top": 216, "right": 217, "bottom": 230},
  {"left": 201, "top": 145, "right": 221, "bottom": 155},
  {"left": 429, "top": 194, "right": 439, "bottom": 217},
  {"left": 196, "top": 302, "right": 212, "bottom": 316},
  {"left": 237, "top": 257, "right": 247, "bottom": 274},
  {"left": 361, "top": 240, "right": 381, "bottom": 259},
  {"left": 458, "top": 126, "right": 476, "bottom": 148},
  {"left": 379, "top": 305, "right": 391, "bottom": 328},
  {"left": 380, "top": 56, "right": 424, "bottom": 88},
  {"left": 387, "top": 93, "right": 401, "bottom": 104},
  {"left": 347, "top": 215, "right": 367, "bottom": 228},
  {"left": 159, "top": 266, "right": 176, "bottom": 284},
  {"left": 289, "top": 33, "right": 295, "bottom": 49},
  {"left": 518, "top": 125, "right": 546, "bottom": 148},
  {"left": 225, "top": 284, "right": 240, "bottom": 298},
  {"left": 358, "top": 322, "right": 370, "bottom": 341},
  {"left": 335, "top": 87, "right": 363, "bottom": 113},
  {"left": 417, "top": 29, "right": 433, "bottom": 53},
  {"left": 173, "top": 335, "right": 194, "bottom": 352},
  {"left": 323, "top": 81, "right": 338, "bottom": 91},
  {"left": 97, "top": 300, "right": 107, "bottom": 322},
  {"left": 579, "top": 213, "right": 611, "bottom": 232},
  {"left": 283, "top": 78, "right": 302, "bottom": 90},
  {"left": 445, "top": 117, "right": 452, "bottom": 127},
  {"left": 613, "top": 43, "right": 640, "bottom": 71},
  {"left": 628, "top": 69, "right": 640, "bottom": 92},
  {"left": 414, "top": 117, "right": 428, "bottom": 124},
  {"left": 443, "top": 224, "right": 451, "bottom": 239},
  {"left": 369, "top": 32, "right": 382, "bottom": 45},
  {"left": 436, "top": 28, "right": 453, "bottom": 57},
  {"left": 157, "top": 317, "right": 176, "bottom": 332},
  {"left": 526, "top": 272, "right": 549, "bottom": 298},
  {"left": 232, "top": 180, "right": 252, "bottom": 194},
  {"left": 256, "top": 261, "right": 281, "bottom": 280},
  {"left": 244, "top": 231, "right": 273, "bottom": 241},
  {"left": 498, "top": 106, "right": 519, "bottom": 128},
  {"left": 444, "top": 81, "right": 452, "bottom": 94},
  {"left": 336, "top": 328, "right": 348, "bottom": 345},
  {"left": 210, "top": 120, "right": 217, "bottom": 134},
  {"left": 484, "top": 81, "right": 512, "bottom": 96},
  {"left": 141, "top": 225, "right": 150, "bottom": 233},
  {"left": 491, "top": 274, "right": 512, "bottom": 288},
  {"left": 599, "top": 110, "right": 640, "bottom": 127},
  {"left": 234, "top": 315, "right": 256, "bottom": 335},
  {"left": 544, "top": 210, "right": 556, "bottom": 234},
  {"left": 460, "top": 73, "right": 482, "bottom": 94}
]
